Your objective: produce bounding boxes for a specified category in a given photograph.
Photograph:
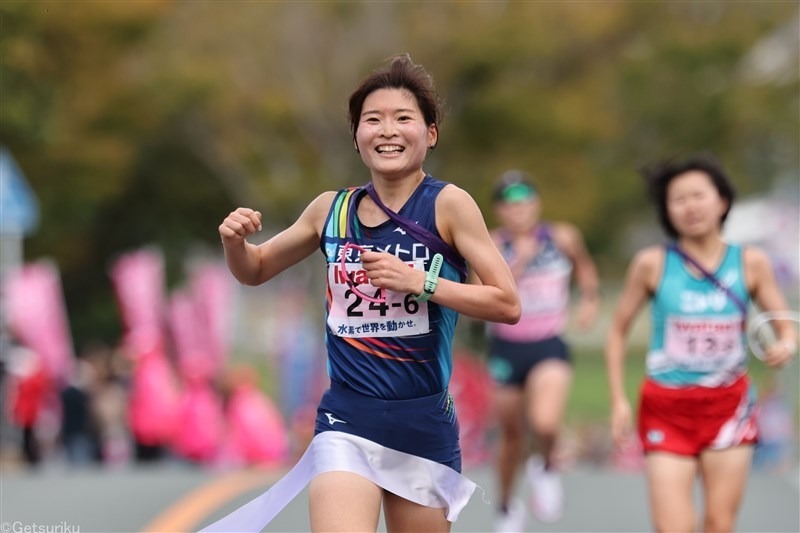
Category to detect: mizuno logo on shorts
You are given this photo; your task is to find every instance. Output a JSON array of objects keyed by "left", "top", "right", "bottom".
[{"left": 325, "top": 413, "right": 347, "bottom": 425}]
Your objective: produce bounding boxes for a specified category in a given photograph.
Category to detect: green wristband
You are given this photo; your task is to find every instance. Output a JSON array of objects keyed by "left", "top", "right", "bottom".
[{"left": 414, "top": 253, "right": 443, "bottom": 303}]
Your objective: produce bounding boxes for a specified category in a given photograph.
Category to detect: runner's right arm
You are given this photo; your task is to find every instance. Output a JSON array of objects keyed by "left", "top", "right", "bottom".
[
  {"left": 605, "top": 246, "right": 661, "bottom": 445},
  {"left": 219, "top": 192, "right": 336, "bottom": 286}
]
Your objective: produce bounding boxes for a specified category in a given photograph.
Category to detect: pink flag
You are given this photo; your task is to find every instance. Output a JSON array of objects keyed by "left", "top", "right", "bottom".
[
  {"left": 2, "top": 260, "right": 74, "bottom": 382},
  {"left": 109, "top": 248, "right": 166, "bottom": 360},
  {"left": 189, "top": 262, "right": 234, "bottom": 372},
  {"left": 168, "top": 289, "right": 216, "bottom": 383}
]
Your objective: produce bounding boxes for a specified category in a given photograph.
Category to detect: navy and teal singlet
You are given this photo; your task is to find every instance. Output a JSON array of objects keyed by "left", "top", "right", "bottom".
[{"left": 320, "top": 176, "right": 467, "bottom": 401}]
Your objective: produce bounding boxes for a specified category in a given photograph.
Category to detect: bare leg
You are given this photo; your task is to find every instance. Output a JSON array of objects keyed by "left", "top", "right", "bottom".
[
  {"left": 699, "top": 446, "right": 753, "bottom": 532},
  {"left": 646, "top": 452, "right": 698, "bottom": 533},
  {"left": 525, "top": 360, "right": 572, "bottom": 467},
  {"left": 493, "top": 386, "right": 525, "bottom": 508},
  {"left": 309, "top": 471, "right": 382, "bottom": 532},
  {"left": 383, "top": 490, "right": 451, "bottom": 533}
]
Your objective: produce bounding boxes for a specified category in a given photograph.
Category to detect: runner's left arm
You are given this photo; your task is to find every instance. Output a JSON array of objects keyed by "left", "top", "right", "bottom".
[
  {"left": 744, "top": 247, "right": 797, "bottom": 367},
  {"left": 357, "top": 185, "right": 520, "bottom": 324},
  {"left": 554, "top": 222, "right": 600, "bottom": 329},
  {"left": 433, "top": 185, "right": 521, "bottom": 324}
]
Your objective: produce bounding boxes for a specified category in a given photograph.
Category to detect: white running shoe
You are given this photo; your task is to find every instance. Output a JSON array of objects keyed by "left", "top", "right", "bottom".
[
  {"left": 527, "top": 455, "right": 564, "bottom": 523},
  {"left": 493, "top": 498, "right": 527, "bottom": 532}
]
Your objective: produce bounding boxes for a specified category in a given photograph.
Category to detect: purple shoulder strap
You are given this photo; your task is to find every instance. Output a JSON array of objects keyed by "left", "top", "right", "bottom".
[
  {"left": 535, "top": 223, "right": 551, "bottom": 242},
  {"left": 667, "top": 243, "right": 748, "bottom": 315},
  {"left": 498, "top": 223, "right": 550, "bottom": 246},
  {"left": 364, "top": 183, "right": 468, "bottom": 278}
]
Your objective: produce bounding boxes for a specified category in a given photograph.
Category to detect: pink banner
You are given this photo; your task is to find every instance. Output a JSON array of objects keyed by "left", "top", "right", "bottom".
[
  {"left": 109, "top": 248, "right": 166, "bottom": 359},
  {"left": 2, "top": 260, "right": 74, "bottom": 382},
  {"left": 168, "top": 289, "right": 216, "bottom": 383},
  {"left": 189, "top": 262, "right": 233, "bottom": 372}
]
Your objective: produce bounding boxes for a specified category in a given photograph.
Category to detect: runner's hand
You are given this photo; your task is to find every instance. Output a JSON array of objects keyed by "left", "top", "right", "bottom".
[
  {"left": 763, "top": 339, "right": 797, "bottom": 369},
  {"left": 219, "top": 208, "right": 262, "bottom": 245},
  {"left": 576, "top": 295, "right": 599, "bottom": 330},
  {"left": 610, "top": 398, "right": 633, "bottom": 447},
  {"left": 360, "top": 250, "right": 425, "bottom": 295}
]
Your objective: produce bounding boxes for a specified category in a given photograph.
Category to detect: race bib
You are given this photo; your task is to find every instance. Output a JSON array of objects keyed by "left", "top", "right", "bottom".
[
  {"left": 326, "top": 260, "right": 430, "bottom": 338},
  {"left": 664, "top": 315, "right": 744, "bottom": 371},
  {"left": 517, "top": 272, "right": 569, "bottom": 317}
]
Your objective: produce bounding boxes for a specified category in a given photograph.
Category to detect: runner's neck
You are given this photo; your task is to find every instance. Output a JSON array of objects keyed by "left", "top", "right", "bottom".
[{"left": 677, "top": 236, "right": 727, "bottom": 274}]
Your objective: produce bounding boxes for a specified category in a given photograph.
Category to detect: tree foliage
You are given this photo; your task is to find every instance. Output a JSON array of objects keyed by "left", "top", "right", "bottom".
[{"left": 1, "top": 1, "right": 796, "bottom": 345}]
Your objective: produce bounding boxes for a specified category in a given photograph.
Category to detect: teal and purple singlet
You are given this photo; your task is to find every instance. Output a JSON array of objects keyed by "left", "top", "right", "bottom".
[{"left": 646, "top": 243, "right": 750, "bottom": 387}]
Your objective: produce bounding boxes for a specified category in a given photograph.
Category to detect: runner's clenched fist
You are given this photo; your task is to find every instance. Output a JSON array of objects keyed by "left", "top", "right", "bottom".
[{"left": 219, "top": 208, "right": 262, "bottom": 243}]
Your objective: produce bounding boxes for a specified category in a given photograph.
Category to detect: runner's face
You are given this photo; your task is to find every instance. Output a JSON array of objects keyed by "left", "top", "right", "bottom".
[
  {"left": 355, "top": 88, "right": 436, "bottom": 180},
  {"left": 496, "top": 198, "right": 540, "bottom": 233},
  {"left": 666, "top": 170, "right": 728, "bottom": 239}
]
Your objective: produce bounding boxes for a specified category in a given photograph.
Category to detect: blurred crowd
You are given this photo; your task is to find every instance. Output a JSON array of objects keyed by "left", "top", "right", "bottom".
[
  {"left": 2, "top": 331, "right": 793, "bottom": 475},
  {"left": 0, "top": 250, "right": 301, "bottom": 472},
  {"left": 0, "top": 334, "right": 297, "bottom": 471},
  {"left": 0, "top": 246, "right": 795, "bottom": 475}
]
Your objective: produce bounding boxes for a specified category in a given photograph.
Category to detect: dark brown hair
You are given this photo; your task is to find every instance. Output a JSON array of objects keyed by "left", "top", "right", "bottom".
[
  {"left": 641, "top": 152, "right": 736, "bottom": 239},
  {"left": 348, "top": 54, "right": 443, "bottom": 144}
]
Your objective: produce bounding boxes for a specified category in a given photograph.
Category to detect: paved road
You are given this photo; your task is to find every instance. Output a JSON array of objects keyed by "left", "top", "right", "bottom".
[{"left": 2, "top": 461, "right": 798, "bottom": 533}]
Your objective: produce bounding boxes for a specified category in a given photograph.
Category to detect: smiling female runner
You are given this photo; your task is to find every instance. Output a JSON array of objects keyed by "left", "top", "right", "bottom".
[{"left": 205, "top": 54, "right": 520, "bottom": 533}]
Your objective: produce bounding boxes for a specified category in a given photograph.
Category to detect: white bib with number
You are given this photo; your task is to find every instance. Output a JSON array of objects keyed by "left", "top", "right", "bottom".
[
  {"left": 518, "top": 273, "right": 569, "bottom": 315},
  {"left": 664, "top": 315, "right": 744, "bottom": 371},
  {"left": 327, "top": 260, "right": 430, "bottom": 338}
]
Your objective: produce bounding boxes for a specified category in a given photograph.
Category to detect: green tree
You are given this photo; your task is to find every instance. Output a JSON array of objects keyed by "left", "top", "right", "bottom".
[{"left": 1, "top": 2, "right": 796, "bottom": 345}]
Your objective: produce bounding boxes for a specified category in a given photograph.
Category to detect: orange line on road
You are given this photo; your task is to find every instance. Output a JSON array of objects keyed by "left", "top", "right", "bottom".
[{"left": 141, "top": 468, "right": 284, "bottom": 533}]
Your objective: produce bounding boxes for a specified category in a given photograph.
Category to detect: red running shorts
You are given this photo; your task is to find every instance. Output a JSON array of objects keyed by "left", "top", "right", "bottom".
[{"left": 637, "top": 374, "right": 758, "bottom": 456}]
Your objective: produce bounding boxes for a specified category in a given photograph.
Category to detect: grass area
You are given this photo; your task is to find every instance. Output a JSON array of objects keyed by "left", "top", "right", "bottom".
[
  {"left": 246, "top": 333, "right": 785, "bottom": 432},
  {"left": 567, "top": 346, "right": 775, "bottom": 426},
  {"left": 566, "top": 346, "right": 638, "bottom": 426}
]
